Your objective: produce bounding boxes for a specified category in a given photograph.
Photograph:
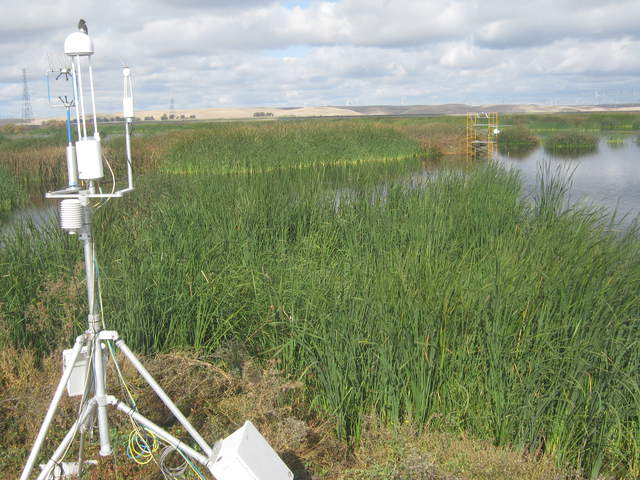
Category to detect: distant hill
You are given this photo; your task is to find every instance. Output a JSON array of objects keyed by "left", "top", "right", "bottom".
[
  {"left": 333, "top": 104, "right": 640, "bottom": 116},
  {"left": 33, "top": 104, "right": 640, "bottom": 125}
]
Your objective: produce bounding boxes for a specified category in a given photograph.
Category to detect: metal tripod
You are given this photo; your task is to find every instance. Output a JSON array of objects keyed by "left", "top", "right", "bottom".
[{"left": 19, "top": 194, "right": 216, "bottom": 480}]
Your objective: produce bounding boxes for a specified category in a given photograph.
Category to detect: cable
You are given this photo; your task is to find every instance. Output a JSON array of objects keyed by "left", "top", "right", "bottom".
[
  {"left": 95, "top": 255, "right": 137, "bottom": 409},
  {"left": 93, "top": 154, "right": 116, "bottom": 210},
  {"left": 127, "top": 427, "right": 159, "bottom": 465},
  {"left": 180, "top": 451, "right": 208, "bottom": 480},
  {"left": 159, "top": 445, "right": 188, "bottom": 478},
  {"left": 94, "top": 254, "right": 205, "bottom": 479}
]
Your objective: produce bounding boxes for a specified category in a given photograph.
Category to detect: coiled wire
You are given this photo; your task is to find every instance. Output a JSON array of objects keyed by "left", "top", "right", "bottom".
[{"left": 159, "top": 446, "right": 189, "bottom": 478}]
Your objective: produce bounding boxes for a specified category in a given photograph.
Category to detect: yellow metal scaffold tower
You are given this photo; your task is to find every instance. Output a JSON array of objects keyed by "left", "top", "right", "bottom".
[{"left": 466, "top": 112, "right": 499, "bottom": 161}]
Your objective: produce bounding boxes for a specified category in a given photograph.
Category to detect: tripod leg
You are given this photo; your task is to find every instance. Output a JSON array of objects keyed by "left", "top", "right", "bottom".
[
  {"left": 110, "top": 398, "right": 210, "bottom": 467},
  {"left": 115, "top": 339, "right": 212, "bottom": 456},
  {"left": 35, "top": 400, "right": 97, "bottom": 480},
  {"left": 20, "top": 335, "right": 85, "bottom": 480}
]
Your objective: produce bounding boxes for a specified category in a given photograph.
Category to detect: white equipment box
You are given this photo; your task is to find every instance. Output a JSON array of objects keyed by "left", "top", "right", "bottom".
[
  {"left": 208, "top": 421, "right": 294, "bottom": 480},
  {"left": 62, "top": 345, "right": 106, "bottom": 397}
]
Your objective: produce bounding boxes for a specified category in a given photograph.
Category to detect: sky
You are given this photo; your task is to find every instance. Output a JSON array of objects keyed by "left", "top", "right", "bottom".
[{"left": 2, "top": 0, "right": 640, "bottom": 119}]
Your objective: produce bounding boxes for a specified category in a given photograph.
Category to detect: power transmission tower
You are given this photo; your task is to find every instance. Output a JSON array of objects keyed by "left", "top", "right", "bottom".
[{"left": 21, "top": 68, "right": 33, "bottom": 124}]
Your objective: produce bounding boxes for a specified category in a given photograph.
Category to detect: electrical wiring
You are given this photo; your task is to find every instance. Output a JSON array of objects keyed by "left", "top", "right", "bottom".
[
  {"left": 178, "top": 450, "right": 208, "bottom": 480},
  {"left": 93, "top": 153, "right": 116, "bottom": 210},
  {"left": 94, "top": 254, "right": 169, "bottom": 475},
  {"left": 127, "top": 427, "right": 159, "bottom": 465},
  {"left": 94, "top": 254, "right": 208, "bottom": 480},
  {"left": 159, "top": 445, "right": 188, "bottom": 478}
]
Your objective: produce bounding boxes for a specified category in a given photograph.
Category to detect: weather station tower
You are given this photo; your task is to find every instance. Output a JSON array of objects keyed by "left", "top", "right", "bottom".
[{"left": 19, "top": 20, "right": 293, "bottom": 480}]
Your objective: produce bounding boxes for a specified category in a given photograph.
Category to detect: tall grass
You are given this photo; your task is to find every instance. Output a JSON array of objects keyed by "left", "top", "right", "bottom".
[
  {"left": 503, "top": 112, "right": 640, "bottom": 132},
  {"left": 607, "top": 134, "right": 626, "bottom": 148},
  {"left": 1, "top": 119, "right": 639, "bottom": 478},
  {"left": 498, "top": 126, "right": 539, "bottom": 157},
  {"left": 0, "top": 166, "right": 27, "bottom": 220},
  {"left": 165, "top": 119, "right": 420, "bottom": 175},
  {"left": 544, "top": 131, "right": 598, "bottom": 156}
]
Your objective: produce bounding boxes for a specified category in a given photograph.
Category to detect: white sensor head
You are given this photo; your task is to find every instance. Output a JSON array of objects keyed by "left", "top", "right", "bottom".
[{"left": 64, "top": 32, "right": 94, "bottom": 56}]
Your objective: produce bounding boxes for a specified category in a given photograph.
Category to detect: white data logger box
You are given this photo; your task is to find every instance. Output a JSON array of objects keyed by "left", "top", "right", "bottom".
[
  {"left": 62, "top": 345, "right": 107, "bottom": 397},
  {"left": 208, "top": 421, "right": 293, "bottom": 480}
]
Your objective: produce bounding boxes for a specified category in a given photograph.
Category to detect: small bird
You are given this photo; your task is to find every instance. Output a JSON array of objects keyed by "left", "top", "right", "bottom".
[{"left": 78, "top": 19, "right": 88, "bottom": 34}]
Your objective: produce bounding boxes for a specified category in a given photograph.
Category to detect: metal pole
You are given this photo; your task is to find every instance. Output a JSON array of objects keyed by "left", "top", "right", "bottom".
[
  {"left": 70, "top": 61, "right": 82, "bottom": 139},
  {"left": 115, "top": 339, "right": 212, "bottom": 457},
  {"left": 35, "top": 401, "right": 97, "bottom": 480},
  {"left": 87, "top": 57, "right": 99, "bottom": 137},
  {"left": 112, "top": 399, "right": 210, "bottom": 466},
  {"left": 125, "top": 120, "right": 134, "bottom": 190},
  {"left": 80, "top": 197, "right": 112, "bottom": 456},
  {"left": 75, "top": 56, "right": 87, "bottom": 139},
  {"left": 92, "top": 335, "right": 112, "bottom": 455},
  {"left": 19, "top": 335, "right": 85, "bottom": 480},
  {"left": 81, "top": 208, "right": 97, "bottom": 330}
]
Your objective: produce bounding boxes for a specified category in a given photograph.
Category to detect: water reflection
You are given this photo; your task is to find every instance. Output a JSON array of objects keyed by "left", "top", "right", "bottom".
[
  {"left": 497, "top": 135, "right": 640, "bottom": 225},
  {"left": 0, "top": 205, "right": 57, "bottom": 247}
]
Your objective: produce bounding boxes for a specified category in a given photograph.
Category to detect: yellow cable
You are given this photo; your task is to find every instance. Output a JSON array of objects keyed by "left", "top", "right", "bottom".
[{"left": 127, "top": 426, "right": 159, "bottom": 465}]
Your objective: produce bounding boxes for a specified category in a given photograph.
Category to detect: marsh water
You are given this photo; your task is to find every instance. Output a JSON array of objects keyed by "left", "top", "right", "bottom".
[
  {"left": 3, "top": 134, "right": 640, "bottom": 238},
  {"left": 496, "top": 135, "right": 640, "bottom": 226}
]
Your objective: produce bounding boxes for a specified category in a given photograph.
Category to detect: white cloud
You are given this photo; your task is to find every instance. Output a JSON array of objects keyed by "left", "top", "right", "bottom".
[{"left": 2, "top": 0, "right": 640, "bottom": 119}]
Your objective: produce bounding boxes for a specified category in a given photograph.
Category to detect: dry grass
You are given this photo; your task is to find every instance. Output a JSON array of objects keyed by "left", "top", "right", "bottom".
[
  {"left": 394, "top": 122, "right": 466, "bottom": 158},
  {"left": 1, "top": 350, "right": 580, "bottom": 480},
  {"left": 344, "top": 418, "right": 576, "bottom": 480},
  {"left": 0, "top": 145, "right": 66, "bottom": 194}
]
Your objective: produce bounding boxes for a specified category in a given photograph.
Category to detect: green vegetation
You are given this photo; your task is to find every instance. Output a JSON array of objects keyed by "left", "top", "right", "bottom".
[
  {"left": 0, "top": 166, "right": 27, "bottom": 220},
  {"left": 165, "top": 120, "right": 420, "bottom": 175},
  {"left": 497, "top": 126, "right": 539, "bottom": 157},
  {"left": 544, "top": 131, "right": 598, "bottom": 156},
  {"left": 607, "top": 134, "right": 626, "bottom": 148},
  {"left": 1, "top": 116, "right": 639, "bottom": 479},
  {"left": 0, "top": 349, "right": 568, "bottom": 480},
  {"left": 502, "top": 112, "right": 640, "bottom": 132}
]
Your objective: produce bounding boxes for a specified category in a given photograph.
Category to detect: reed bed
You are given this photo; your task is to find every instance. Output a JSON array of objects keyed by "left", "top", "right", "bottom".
[
  {"left": 606, "top": 134, "right": 626, "bottom": 148},
  {"left": 0, "top": 145, "right": 67, "bottom": 195},
  {"left": 503, "top": 112, "right": 640, "bottom": 132},
  {"left": 544, "top": 131, "right": 598, "bottom": 156},
  {"left": 1, "top": 119, "right": 639, "bottom": 478},
  {"left": 164, "top": 120, "right": 420, "bottom": 175},
  {"left": 0, "top": 166, "right": 27, "bottom": 220},
  {"left": 497, "top": 126, "right": 539, "bottom": 156}
]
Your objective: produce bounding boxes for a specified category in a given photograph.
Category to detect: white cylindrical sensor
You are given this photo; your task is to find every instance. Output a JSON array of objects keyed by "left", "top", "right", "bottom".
[
  {"left": 60, "top": 199, "right": 84, "bottom": 232},
  {"left": 123, "top": 67, "right": 134, "bottom": 119},
  {"left": 76, "top": 138, "right": 103, "bottom": 180},
  {"left": 123, "top": 98, "right": 134, "bottom": 119},
  {"left": 66, "top": 145, "right": 79, "bottom": 187}
]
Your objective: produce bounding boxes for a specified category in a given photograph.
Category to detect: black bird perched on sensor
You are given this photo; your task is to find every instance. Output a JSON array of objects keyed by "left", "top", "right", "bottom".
[{"left": 78, "top": 19, "right": 88, "bottom": 34}]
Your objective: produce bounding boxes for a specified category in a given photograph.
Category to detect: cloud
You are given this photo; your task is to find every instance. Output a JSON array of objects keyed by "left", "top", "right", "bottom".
[{"left": 2, "top": 0, "right": 640, "bottom": 119}]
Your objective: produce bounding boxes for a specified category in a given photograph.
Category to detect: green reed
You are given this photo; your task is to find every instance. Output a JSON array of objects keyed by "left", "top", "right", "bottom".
[
  {"left": 0, "top": 166, "right": 27, "bottom": 220},
  {"left": 1, "top": 119, "right": 639, "bottom": 478},
  {"left": 498, "top": 126, "right": 540, "bottom": 157},
  {"left": 544, "top": 131, "right": 598, "bottom": 156}
]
